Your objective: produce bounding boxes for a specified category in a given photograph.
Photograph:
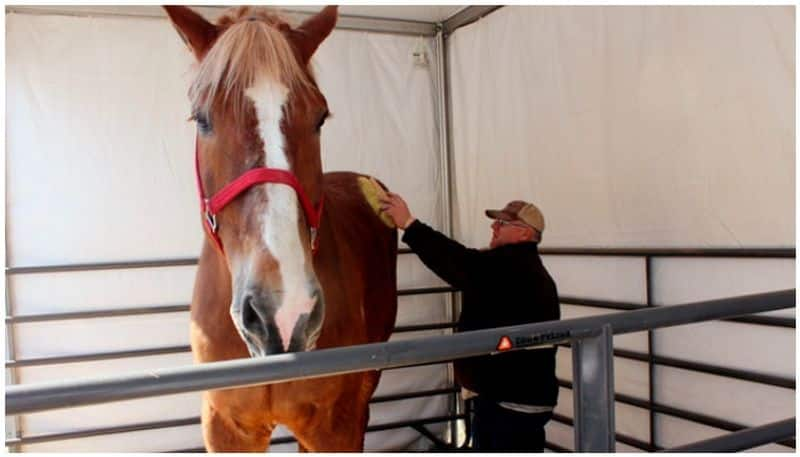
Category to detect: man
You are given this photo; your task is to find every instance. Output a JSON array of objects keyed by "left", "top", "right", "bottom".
[{"left": 379, "top": 194, "right": 560, "bottom": 452}]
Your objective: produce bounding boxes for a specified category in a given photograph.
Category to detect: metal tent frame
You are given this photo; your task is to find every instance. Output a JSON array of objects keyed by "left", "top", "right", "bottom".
[{"left": 5, "top": 5, "right": 796, "bottom": 452}]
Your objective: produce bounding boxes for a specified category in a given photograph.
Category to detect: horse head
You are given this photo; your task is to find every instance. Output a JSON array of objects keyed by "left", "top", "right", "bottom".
[{"left": 165, "top": 6, "right": 337, "bottom": 356}]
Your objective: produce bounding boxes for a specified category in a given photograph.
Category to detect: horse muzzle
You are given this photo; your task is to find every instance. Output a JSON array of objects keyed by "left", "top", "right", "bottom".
[{"left": 232, "top": 285, "right": 324, "bottom": 356}]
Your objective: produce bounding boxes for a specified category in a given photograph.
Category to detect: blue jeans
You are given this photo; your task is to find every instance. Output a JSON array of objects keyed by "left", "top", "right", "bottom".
[{"left": 471, "top": 397, "right": 552, "bottom": 452}]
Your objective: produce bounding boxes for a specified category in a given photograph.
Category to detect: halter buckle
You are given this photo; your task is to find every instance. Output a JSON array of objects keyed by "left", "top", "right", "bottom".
[
  {"left": 310, "top": 227, "right": 318, "bottom": 247},
  {"left": 204, "top": 199, "right": 218, "bottom": 233}
]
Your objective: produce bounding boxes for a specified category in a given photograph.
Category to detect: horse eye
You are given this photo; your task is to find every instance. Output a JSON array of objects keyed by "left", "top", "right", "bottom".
[{"left": 192, "top": 112, "right": 213, "bottom": 135}]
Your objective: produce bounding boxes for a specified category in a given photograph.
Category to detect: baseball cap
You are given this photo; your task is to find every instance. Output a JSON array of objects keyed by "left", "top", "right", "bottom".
[{"left": 485, "top": 200, "right": 545, "bottom": 233}]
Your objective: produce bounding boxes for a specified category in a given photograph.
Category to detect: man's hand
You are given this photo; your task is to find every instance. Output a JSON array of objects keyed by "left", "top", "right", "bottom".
[{"left": 379, "top": 191, "right": 416, "bottom": 229}]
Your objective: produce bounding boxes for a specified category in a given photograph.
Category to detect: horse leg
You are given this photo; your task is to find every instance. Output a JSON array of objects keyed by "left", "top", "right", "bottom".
[
  {"left": 292, "top": 373, "right": 378, "bottom": 451},
  {"left": 292, "top": 403, "right": 369, "bottom": 451},
  {"left": 202, "top": 397, "right": 273, "bottom": 452}
]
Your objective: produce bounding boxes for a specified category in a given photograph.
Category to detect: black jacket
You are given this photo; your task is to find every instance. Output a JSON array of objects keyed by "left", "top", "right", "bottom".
[{"left": 402, "top": 220, "right": 560, "bottom": 406}]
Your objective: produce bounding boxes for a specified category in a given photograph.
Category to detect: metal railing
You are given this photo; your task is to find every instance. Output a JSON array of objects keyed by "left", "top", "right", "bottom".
[
  {"left": 5, "top": 387, "right": 460, "bottom": 447},
  {"left": 6, "top": 289, "right": 795, "bottom": 452},
  {"left": 4, "top": 250, "right": 460, "bottom": 451},
  {"left": 6, "top": 248, "right": 795, "bottom": 451},
  {"left": 538, "top": 246, "right": 795, "bottom": 452},
  {"left": 665, "top": 418, "right": 796, "bottom": 452}
]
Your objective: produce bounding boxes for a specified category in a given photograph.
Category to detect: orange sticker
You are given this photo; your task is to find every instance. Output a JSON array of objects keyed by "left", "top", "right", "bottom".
[{"left": 496, "top": 336, "right": 513, "bottom": 352}]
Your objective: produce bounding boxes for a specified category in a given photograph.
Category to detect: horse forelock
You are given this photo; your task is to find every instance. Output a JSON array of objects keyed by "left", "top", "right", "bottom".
[{"left": 189, "top": 6, "right": 314, "bottom": 119}]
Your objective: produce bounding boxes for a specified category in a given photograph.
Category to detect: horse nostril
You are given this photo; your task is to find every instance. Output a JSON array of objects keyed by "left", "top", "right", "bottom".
[{"left": 242, "top": 295, "right": 260, "bottom": 330}]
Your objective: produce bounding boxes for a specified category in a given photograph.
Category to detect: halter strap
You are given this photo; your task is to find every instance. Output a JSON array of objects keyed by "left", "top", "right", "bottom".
[{"left": 194, "top": 137, "right": 323, "bottom": 254}]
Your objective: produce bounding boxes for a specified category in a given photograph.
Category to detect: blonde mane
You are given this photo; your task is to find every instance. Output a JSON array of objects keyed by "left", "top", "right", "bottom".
[{"left": 190, "top": 7, "right": 313, "bottom": 116}]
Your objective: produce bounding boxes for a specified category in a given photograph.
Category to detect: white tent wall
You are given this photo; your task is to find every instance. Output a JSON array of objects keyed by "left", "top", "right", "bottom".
[
  {"left": 448, "top": 5, "right": 794, "bottom": 250},
  {"left": 6, "top": 9, "right": 450, "bottom": 452},
  {"left": 6, "top": 4, "right": 796, "bottom": 453},
  {"left": 447, "top": 5, "right": 793, "bottom": 452}
]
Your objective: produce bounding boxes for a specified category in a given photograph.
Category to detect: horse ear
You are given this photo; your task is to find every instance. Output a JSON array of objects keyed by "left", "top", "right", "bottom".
[
  {"left": 163, "top": 6, "right": 219, "bottom": 60},
  {"left": 292, "top": 6, "right": 338, "bottom": 63}
]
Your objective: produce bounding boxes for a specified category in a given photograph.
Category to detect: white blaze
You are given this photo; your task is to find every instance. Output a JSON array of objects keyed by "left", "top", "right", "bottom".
[{"left": 245, "top": 78, "right": 316, "bottom": 351}]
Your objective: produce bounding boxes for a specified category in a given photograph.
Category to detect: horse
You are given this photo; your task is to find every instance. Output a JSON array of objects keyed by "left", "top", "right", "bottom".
[{"left": 164, "top": 6, "right": 398, "bottom": 451}]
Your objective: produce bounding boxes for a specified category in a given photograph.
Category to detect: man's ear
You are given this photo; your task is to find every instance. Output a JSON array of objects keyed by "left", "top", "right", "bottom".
[
  {"left": 290, "top": 6, "right": 338, "bottom": 64},
  {"left": 164, "top": 6, "right": 219, "bottom": 60},
  {"left": 520, "top": 225, "right": 536, "bottom": 242}
]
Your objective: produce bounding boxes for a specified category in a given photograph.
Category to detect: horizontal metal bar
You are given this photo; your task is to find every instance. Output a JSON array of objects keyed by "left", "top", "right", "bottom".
[
  {"left": 727, "top": 314, "right": 795, "bottom": 328},
  {"left": 6, "top": 249, "right": 416, "bottom": 275},
  {"left": 6, "top": 5, "right": 212, "bottom": 20},
  {"left": 5, "top": 328, "right": 455, "bottom": 368},
  {"left": 588, "top": 290, "right": 794, "bottom": 334},
  {"left": 563, "top": 296, "right": 792, "bottom": 329},
  {"left": 639, "top": 351, "right": 795, "bottom": 390},
  {"left": 6, "top": 258, "right": 199, "bottom": 275},
  {"left": 8, "top": 247, "right": 790, "bottom": 275},
  {"left": 557, "top": 344, "right": 795, "bottom": 390},
  {"left": 611, "top": 346, "right": 794, "bottom": 389},
  {"left": 370, "top": 386, "right": 459, "bottom": 404},
  {"left": 8, "top": 386, "right": 458, "bottom": 446},
  {"left": 368, "top": 413, "right": 465, "bottom": 433},
  {"left": 6, "top": 304, "right": 190, "bottom": 324},
  {"left": 6, "top": 285, "right": 454, "bottom": 324},
  {"left": 557, "top": 379, "right": 796, "bottom": 449},
  {"left": 441, "top": 6, "right": 502, "bottom": 36},
  {"left": 393, "top": 322, "right": 457, "bottom": 333},
  {"left": 539, "top": 247, "right": 795, "bottom": 258},
  {"left": 5, "top": 345, "right": 456, "bottom": 371},
  {"left": 397, "top": 286, "right": 458, "bottom": 296},
  {"left": 561, "top": 296, "right": 645, "bottom": 311},
  {"left": 5, "top": 323, "right": 458, "bottom": 368},
  {"left": 551, "top": 412, "right": 657, "bottom": 451},
  {"left": 6, "top": 346, "right": 191, "bottom": 368},
  {"left": 665, "top": 418, "right": 796, "bottom": 452},
  {"left": 651, "top": 402, "right": 795, "bottom": 449},
  {"left": 5, "top": 417, "right": 199, "bottom": 446},
  {"left": 6, "top": 289, "right": 793, "bottom": 415},
  {"left": 8, "top": 294, "right": 789, "bottom": 330},
  {"left": 5, "top": 6, "right": 438, "bottom": 36},
  {"left": 316, "top": 12, "right": 437, "bottom": 36}
]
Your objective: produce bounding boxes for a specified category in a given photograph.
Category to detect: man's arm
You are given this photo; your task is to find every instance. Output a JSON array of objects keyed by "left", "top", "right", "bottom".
[
  {"left": 380, "top": 191, "right": 479, "bottom": 289},
  {"left": 402, "top": 219, "right": 480, "bottom": 289}
]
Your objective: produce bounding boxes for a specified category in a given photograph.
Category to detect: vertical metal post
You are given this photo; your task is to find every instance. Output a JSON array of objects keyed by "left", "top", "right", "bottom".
[
  {"left": 433, "top": 25, "right": 463, "bottom": 448},
  {"left": 572, "top": 324, "right": 616, "bottom": 451},
  {"left": 6, "top": 275, "right": 23, "bottom": 452},
  {"left": 645, "top": 255, "right": 656, "bottom": 450},
  {"left": 434, "top": 30, "right": 453, "bottom": 237}
]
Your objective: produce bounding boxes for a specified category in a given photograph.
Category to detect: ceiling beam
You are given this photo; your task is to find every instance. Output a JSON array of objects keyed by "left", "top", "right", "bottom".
[
  {"left": 5, "top": 5, "right": 438, "bottom": 36},
  {"left": 441, "top": 5, "right": 503, "bottom": 36}
]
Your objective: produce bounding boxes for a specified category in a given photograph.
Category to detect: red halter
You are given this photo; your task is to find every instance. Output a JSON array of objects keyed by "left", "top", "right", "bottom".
[{"left": 194, "top": 137, "right": 323, "bottom": 254}]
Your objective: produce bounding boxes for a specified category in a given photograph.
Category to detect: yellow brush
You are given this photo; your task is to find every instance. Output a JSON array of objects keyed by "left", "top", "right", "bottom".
[{"left": 357, "top": 176, "right": 396, "bottom": 228}]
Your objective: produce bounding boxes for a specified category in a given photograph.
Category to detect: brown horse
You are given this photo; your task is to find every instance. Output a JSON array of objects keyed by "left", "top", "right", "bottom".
[{"left": 164, "top": 6, "right": 398, "bottom": 451}]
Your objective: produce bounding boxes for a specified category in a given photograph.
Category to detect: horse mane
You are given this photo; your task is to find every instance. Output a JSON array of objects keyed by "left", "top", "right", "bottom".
[{"left": 190, "top": 6, "right": 314, "bottom": 117}]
